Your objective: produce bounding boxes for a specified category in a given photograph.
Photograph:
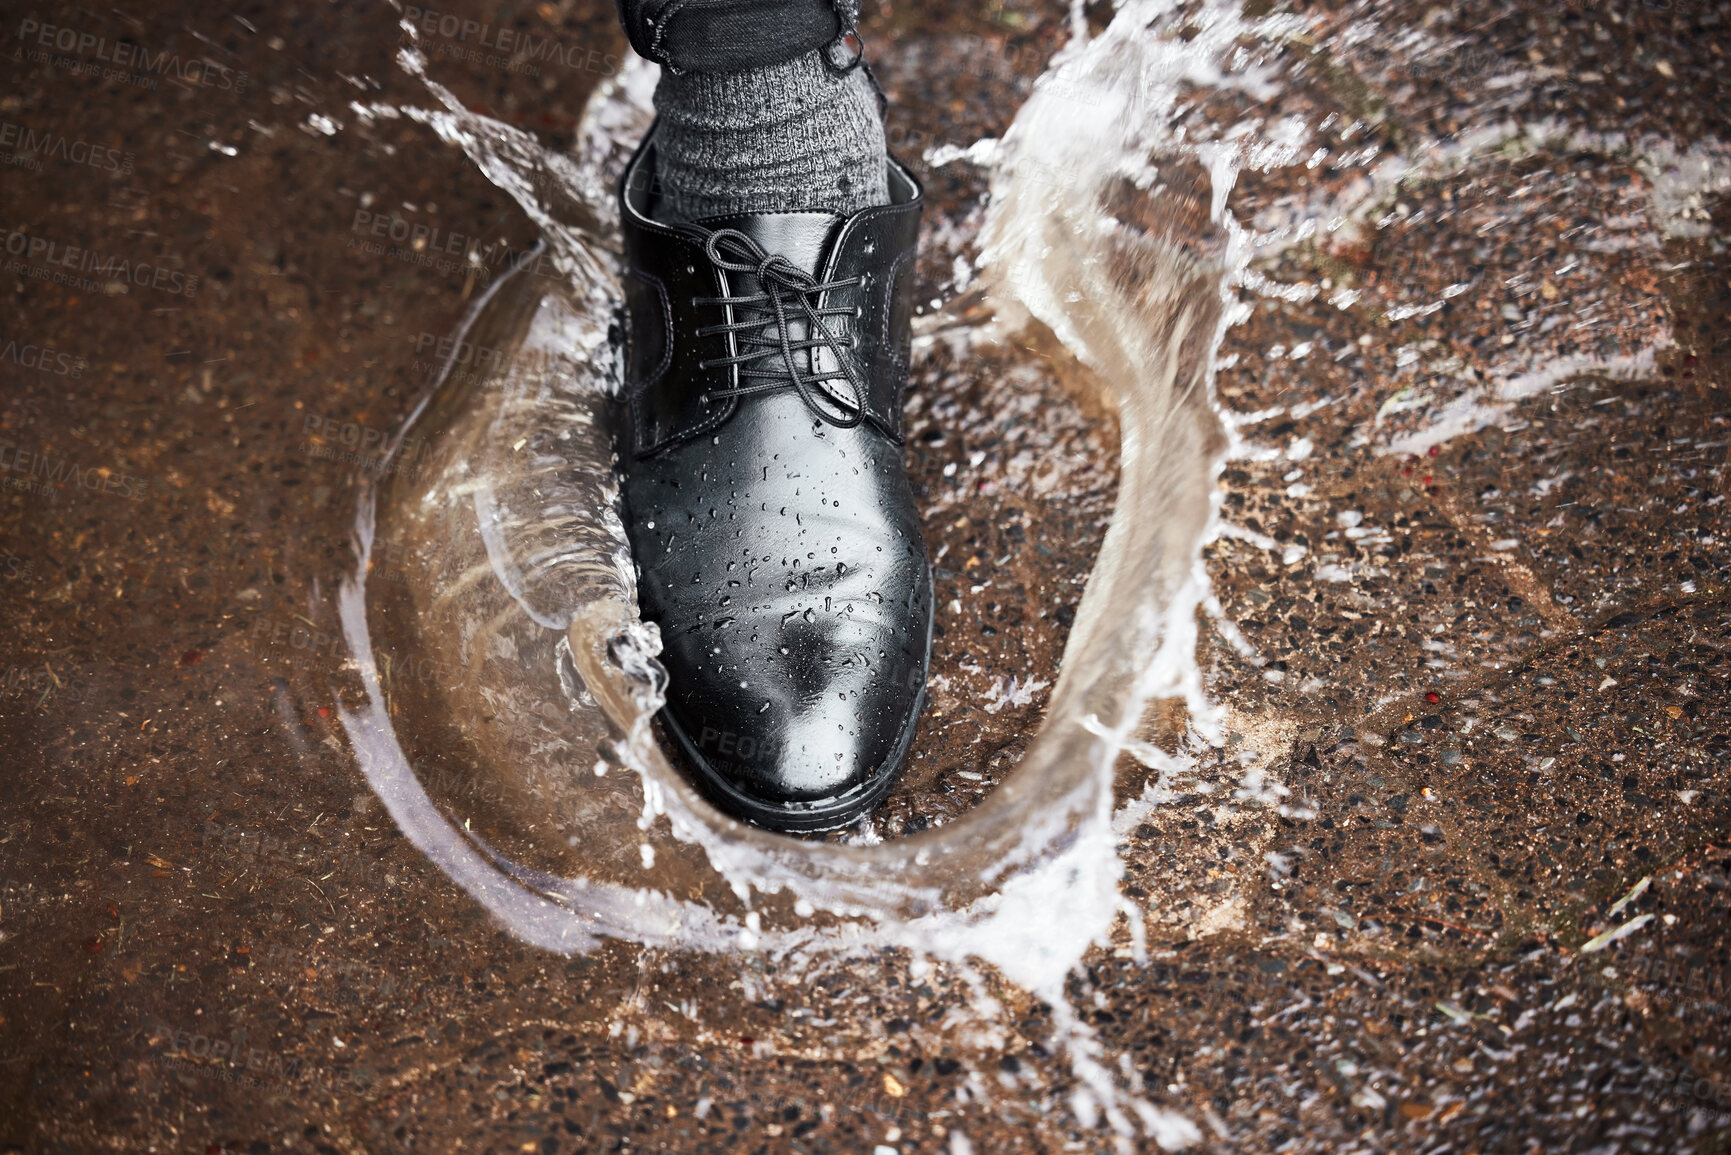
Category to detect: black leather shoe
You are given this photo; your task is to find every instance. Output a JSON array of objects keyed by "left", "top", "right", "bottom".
[{"left": 616, "top": 126, "right": 932, "bottom": 833}]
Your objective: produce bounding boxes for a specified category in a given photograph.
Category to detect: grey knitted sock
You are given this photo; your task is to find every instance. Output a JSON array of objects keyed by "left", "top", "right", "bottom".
[{"left": 652, "top": 51, "right": 889, "bottom": 223}]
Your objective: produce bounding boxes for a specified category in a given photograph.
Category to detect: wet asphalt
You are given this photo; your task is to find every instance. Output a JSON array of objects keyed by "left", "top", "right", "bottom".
[{"left": 1, "top": 0, "right": 1728, "bottom": 1151}]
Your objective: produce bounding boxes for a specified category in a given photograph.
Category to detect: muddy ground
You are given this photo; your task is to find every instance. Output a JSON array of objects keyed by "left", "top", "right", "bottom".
[{"left": 1, "top": 0, "right": 1728, "bottom": 1151}]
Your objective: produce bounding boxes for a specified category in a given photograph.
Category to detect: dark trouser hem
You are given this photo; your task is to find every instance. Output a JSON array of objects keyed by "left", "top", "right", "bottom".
[{"left": 617, "top": 0, "right": 850, "bottom": 73}]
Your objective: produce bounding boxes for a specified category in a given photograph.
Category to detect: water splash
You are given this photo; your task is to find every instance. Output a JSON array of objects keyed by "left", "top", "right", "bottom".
[{"left": 325, "top": 0, "right": 1674, "bottom": 1145}]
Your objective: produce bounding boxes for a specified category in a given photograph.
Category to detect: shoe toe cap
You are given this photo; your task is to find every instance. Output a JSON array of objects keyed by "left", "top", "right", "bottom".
[
  {"left": 625, "top": 402, "right": 931, "bottom": 823},
  {"left": 661, "top": 597, "right": 928, "bottom": 808}
]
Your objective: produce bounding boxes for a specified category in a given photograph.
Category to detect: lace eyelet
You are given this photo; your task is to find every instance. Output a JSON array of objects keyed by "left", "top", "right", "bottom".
[{"left": 679, "top": 224, "right": 873, "bottom": 430}]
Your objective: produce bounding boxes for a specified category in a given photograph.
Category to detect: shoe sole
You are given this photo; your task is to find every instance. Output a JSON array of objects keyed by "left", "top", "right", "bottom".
[{"left": 660, "top": 563, "right": 935, "bottom": 835}]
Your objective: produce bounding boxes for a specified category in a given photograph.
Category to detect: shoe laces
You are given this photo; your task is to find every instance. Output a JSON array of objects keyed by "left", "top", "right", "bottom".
[{"left": 687, "top": 227, "right": 867, "bottom": 429}]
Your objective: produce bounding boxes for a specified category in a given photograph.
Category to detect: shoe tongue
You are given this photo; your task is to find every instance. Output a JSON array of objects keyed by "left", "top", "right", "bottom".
[{"left": 695, "top": 211, "right": 844, "bottom": 276}]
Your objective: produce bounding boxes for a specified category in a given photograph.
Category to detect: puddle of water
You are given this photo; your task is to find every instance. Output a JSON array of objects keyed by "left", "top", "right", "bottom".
[
  {"left": 337, "top": 0, "right": 1704, "bottom": 1137},
  {"left": 318, "top": 2, "right": 1325, "bottom": 1140},
  {"left": 341, "top": 41, "right": 1166, "bottom": 961}
]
